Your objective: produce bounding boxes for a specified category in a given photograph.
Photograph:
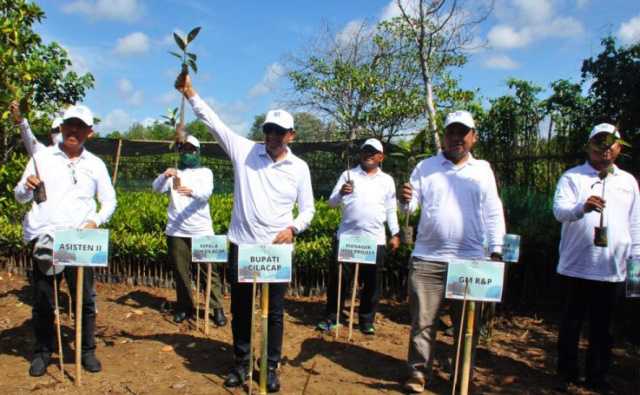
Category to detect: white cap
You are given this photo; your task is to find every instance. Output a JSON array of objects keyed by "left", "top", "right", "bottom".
[
  {"left": 444, "top": 110, "right": 476, "bottom": 129},
  {"left": 51, "top": 117, "right": 63, "bottom": 130},
  {"left": 63, "top": 104, "right": 94, "bottom": 127},
  {"left": 263, "top": 109, "right": 294, "bottom": 130},
  {"left": 361, "top": 138, "right": 383, "bottom": 153},
  {"left": 588, "top": 123, "right": 620, "bottom": 140},
  {"left": 185, "top": 135, "right": 200, "bottom": 148}
]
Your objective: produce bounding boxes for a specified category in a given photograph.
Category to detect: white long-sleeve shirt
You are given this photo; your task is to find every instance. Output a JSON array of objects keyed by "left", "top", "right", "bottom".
[
  {"left": 553, "top": 162, "right": 640, "bottom": 282},
  {"left": 152, "top": 167, "right": 215, "bottom": 237},
  {"left": 328, "top": 166, "right": 399, "bottom": 245},
  {"left": 14, "top": 144, "right": 117, "bottom": 242},
  {"left": 403, "top": 152, "right": 506, "bottom": 261},
  {"left": 188, "top": 94, "right": 315, "bottom": 244},
  {"left": 18, "top": 119, "right": 46, "bottom": 156}
]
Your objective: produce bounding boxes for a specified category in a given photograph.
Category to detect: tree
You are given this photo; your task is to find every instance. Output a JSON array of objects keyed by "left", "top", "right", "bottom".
[
  {"left": 288, "top": 21, "right": 424, "bottom": 144},
  {"left": 248, "top": 111, "right": 334, "bottom": 142},
  {"left": 395, "top": 0, "right": 492, "bottom": 151},
  {"left": 0, "top": 0, "right": 94, "bottom": 163}
]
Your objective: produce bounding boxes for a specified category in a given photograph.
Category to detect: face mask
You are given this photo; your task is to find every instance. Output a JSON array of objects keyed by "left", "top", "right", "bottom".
[{"left": 178, "top": 152, "right": 201, "bottom": 169}]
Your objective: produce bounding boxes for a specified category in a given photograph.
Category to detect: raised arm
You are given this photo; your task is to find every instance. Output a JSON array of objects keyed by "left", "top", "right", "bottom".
[
  {"left": 175, "top": 71, "right": 252, "bottom": 163},
  {"left": 10, "top": 101, "right": 45, "bottom": 156}
]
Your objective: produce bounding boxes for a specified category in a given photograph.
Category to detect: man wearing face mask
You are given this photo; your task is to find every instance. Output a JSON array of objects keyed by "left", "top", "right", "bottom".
[
  {"left": 14, "top": 104, "right": 116, "bottom": 377},
  {"left": 175, "top": 70, "right": 315, "bottom": 393},
  {"left": 399, "top": 111, "right": 505, "bottom": 393},
  {"left": 152, "top": 135, "right": 227, "bottom": 326},
  {"left": 9, "top": 100, "right": 64, "bottom": 156}
]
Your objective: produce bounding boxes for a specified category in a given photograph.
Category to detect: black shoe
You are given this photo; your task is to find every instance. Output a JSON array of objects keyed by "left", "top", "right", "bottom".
[
  {"left": 82, "top": 353, "right": 102, "bottom": 373},
  {"left": 29, "top": 353, "right": 51, "bottom": 377},
  {"left": 360, "top": 322, "right": 375, "bottom": 335},
  {"left": 224, "top": 365, "right": 248, "bottom": 388},
  {"left": 212, "top": 309, "right": 227, "bottom": 327},
  {"left": 173, "top": 311, "right": 191, "bottom": 323},
  {"left": 267, "top": 366, "right": 281, "bottom": 393}
]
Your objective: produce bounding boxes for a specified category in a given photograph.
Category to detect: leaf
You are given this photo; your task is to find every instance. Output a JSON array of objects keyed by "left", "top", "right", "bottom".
[
  {"left": 187, "top": 26, "right": 201, "bottom": 43},
  {"left": 168, "top": 51, "right": 182, "bottom": 60},
  {"left": 188, "top": 59, "right": 198, "bottom": 74},
  {"left": 187, "top": 52, "right": 197, "bottom": 62},
  {"left": 173, "top": 32, "right": 186, "bottom": 51}
]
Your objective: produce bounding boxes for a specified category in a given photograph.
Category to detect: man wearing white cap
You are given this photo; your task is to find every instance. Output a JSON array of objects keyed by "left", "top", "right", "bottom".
[
  {"left": 152, "top": 135, "right": 227, "bottom": 326},
  {"left": 175, "top": 70, "right": 315, "bottom": 392},
  {"left": 553, "top": 123, "right": 639, "bottom": 391},
  {"left": 399, "top": 110, "right": 505, "bottom": 393},
  {"left": 14, "top": 104, "right": 116, "bottom": 377},
  {"left": 317, "top": 138, "right": 400, "bottom": 335},
  {"left": 9, "top": 100, "right": 64, "bottom": 156}
]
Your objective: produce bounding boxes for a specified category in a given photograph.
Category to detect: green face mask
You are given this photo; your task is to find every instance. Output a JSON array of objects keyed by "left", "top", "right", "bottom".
[{"left": 178, "top": 152, "right": 201, "bottom": 169}]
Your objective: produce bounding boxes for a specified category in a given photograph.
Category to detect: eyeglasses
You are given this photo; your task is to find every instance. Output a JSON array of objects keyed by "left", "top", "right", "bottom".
[
  {"left": 68, "top": 162, "right": 77, "bottom": 184},
  {"left": 262, "top": 124, "right": 290, "bottom": 135}
]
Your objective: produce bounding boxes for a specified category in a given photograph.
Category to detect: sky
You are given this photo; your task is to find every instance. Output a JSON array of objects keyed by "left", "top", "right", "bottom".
[{"left": 33, "top": 0, "right": 640, "bottom": 136}]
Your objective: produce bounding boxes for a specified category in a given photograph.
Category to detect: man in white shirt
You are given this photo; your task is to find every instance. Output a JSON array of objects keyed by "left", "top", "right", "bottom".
[
  {"left": 553, "top": 123, "right": 640, "bottom": 391},
  {"left": 10, "top": 100, "right": 63, "bottom": 156},
  {"left": 152, "top": 135, "right": 227, "bottom": 326},
  {"left": 399, "top": 111, "right": 505, "bottom": 393},
  {"left": 14, "top": 104, "right": 117, "bottom": 377},
  {"left": 317, "top": 138, "right": 400, "bottom": 335},
  {"left": 175, "top": 71, "right": 315, "bottom": 393}
]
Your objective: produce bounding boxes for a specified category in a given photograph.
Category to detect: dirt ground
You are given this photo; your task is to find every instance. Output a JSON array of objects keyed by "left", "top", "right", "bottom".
[{"left": 1, "top": 271, "right": 638, "bottom": 395}]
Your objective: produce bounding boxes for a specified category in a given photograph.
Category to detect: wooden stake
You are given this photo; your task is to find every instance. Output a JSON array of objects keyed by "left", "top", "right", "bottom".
[
  {"left": 452, "top": 283, "right": 469, "bottom": 395},
  {"left": 248, "top": 274, "right": 258, "bottom": 395},
  {"left": 259, "top": 284, "right": 269, "bottom": 395},
  {"left": 196, "top": 263, "right": 201, "bottom": 330},
  {"left": 75, "top": 267, "right": 84, "bottom": 386},
  {"left": 347, "top": 263, "right": 360, "bottom": 342},
  {"left": 53, "top": 276, "right": 65, "bottom": 382},
  {"left": 204, "top": 264, "right": 212, "bottom": 335},
  {"left": 335, "top": 262, "right": 343, "bottom": 340},
  {"left": 460, "top": 300, "right": 476, "bottom": 395},
  {"left": 111, "top": 139, "right": 123, "bottom": 186}
]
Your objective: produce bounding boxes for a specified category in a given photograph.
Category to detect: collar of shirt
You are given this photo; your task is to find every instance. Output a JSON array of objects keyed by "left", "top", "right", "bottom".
[
  {"left": 438, "top": 152, "right": 478, "bottom": 169},
  {"left": 257, "top": 144, "right": 294, "bottom": 165},
  {"left": 583, "top": 161, "right": 621, "bottom": 177},
  {"left": 352, "top": 165, "right": 382, "bottom": 178},
  {"left": 52, "top": 142, "right": 89, "bottom": 162}
]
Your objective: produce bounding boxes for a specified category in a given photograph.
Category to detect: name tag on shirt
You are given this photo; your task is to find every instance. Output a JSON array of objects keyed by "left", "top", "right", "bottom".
[
  {"left": 237, "top": 244, "right": 293, "bottom": 283},
  {"left": 53, "top": 229, "right": 109, "bottom": 267},
  {"left": 191, "top": 235, "right": 228, "bottom": 263},
  {"left": 445, "top": 259, "right": 505, "bottom": 302},
  {"left": 337, "top": 235, "right": 378, "bottom": 264}
]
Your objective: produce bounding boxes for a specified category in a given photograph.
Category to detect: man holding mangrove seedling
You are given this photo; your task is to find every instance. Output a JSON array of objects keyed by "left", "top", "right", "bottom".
[
  {"left": 553, "top": 123, "right": 640, "bottom": 392},
  {"left": 14, "top": 104, "right": 116, "bottom": 377},
  {"left": 175, "top": 70, "right": 315, "bottom": 392},
  {"left": 152, "top": 135, "right": 227, "bottom": 326},
  {"left": 399, "top": 111, "right": 505, "bottom": 393},
  {"left": 10, "top": 100, "right": 64, "bottom": 156},
  {"left": 317, "top": 138, "right": 400, "bottom": 335}
]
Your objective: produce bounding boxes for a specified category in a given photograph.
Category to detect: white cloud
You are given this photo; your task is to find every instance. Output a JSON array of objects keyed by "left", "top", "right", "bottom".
[
  {"left": 117, "top": 78, "right": 144, "bottom": 107},
  {"left": 96, "top": 109, "right": 133, "bottom": 134},
  {"left": 618, "top": 15, "right": 640, "bottom": 45},
  {"left": 114, "top": 32, "right": 150, "bottom": 56},
  {"left": 62, "top": 0, "right": 143, "bottom": 22},
  {"left": 248, "top": 63, "right": 285, "bottom": 98},
  {"left": 380, "top": 0, "right": 419, "bottom": 21},
  {"left": 488, "top": 0, "right": 584, "bottom": 49},
  {"left": 203, "top": 96, "right": 250, "bottom": 135},
  {"left": 64, "top": 46, "right": 91, "bottom": 75},
  {"left": 576, "top": 0, "right": 590, "bottom": 9},
  {"left": 157, "top": 91, "right": 180, "bottom": 106},
  {"left": 483, "top": 54, "right": 519, "bottom": 69}
]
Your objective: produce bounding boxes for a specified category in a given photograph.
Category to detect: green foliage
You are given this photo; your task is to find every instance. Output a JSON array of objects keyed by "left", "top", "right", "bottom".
[
  {"left": 170, "top": 26, "right": 201, "bottom": 74},
  {"left": 0, "top": 0, "right": 94, "bottom": 163}
]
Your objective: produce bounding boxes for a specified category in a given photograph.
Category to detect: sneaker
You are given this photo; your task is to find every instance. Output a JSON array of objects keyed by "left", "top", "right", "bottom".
[
  {"left": 29, "top": 353, "right": 51, "bottom": 377},
  {"left": 360, "top": 322, "right": 375, "bottom": 335},
  {"left": 316, "top": 319, "right": 337, "bottom": 332},
  {"left": 224, "top": 365, "right": 248, "bottom": 388},
  {"left": 404, "top": 370, "right": 426, "bottom": 393}
]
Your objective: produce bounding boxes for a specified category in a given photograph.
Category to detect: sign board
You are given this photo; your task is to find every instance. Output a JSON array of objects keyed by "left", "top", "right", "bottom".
[
  {"left": 191, "top": 235, "right": 228, "bottom": 262},
  {"left": 337, "top": 234, "right": 377, "bottom": 264},
  {"left": 237, "top": 244, "right": 293, "bottom": 283},
  {"left": 626, "top": 258, "right": 640, "bottom": 298},
  {"left": 445, "top": 259, "right": 505, "bottom": 302},
  {"left": 53, "top": 229, "right": 109, "bottom": 267}
]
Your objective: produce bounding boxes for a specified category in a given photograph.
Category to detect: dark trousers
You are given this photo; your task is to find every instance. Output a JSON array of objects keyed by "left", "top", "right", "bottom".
[
  {"left": 557, "top": 275, "right": 620, "bottom": 381},
  {"left": 228, "top": 243, "right": 287, "bottom": 367},
  {"left": 167, "top": 236, "right": 224, "bottom": 313},
  {"left": 325, "top": 240, "right": 386, "bottom": 325},
  {"left": 31, "top": 264, "right": 97, "bottom": 356}
]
